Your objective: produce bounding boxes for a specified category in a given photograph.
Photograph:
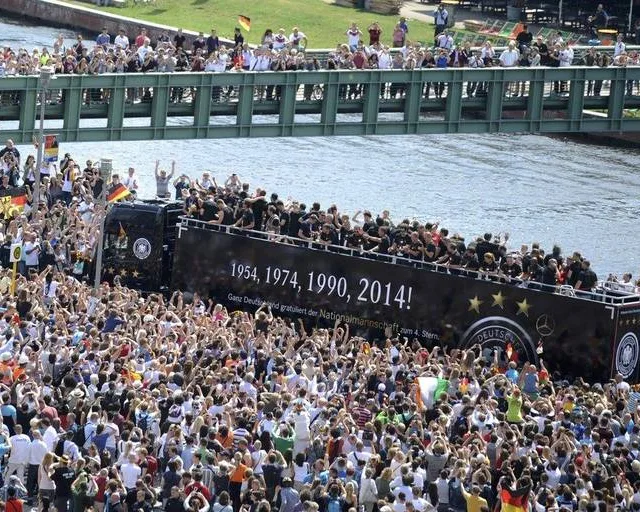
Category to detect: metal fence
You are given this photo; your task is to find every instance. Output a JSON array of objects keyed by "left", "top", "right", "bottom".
[
  {"left": 1, "top": 67, "right": 640, "bottom": 142},
  {"left": 178, "top": 216, "right": 640, "bottom": 306}
]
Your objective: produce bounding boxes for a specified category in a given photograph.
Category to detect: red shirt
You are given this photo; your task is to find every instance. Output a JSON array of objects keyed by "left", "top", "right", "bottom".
[
  {"left": 185, "top": 482, "right": 211, "bottom": 502},
  {"left": 6, "top": 498, "right": 23, "bottom": 512}
]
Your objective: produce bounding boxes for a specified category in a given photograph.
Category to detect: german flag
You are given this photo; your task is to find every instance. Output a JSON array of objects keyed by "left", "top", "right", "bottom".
[
  {"left": 500, "top": 483, "right": 531, "bottom": 512},
  {"left": 0, "top": 187, "right": 27, "bottom": 218},
  {"left": 107, "top": 183, "right": 130, "bottom": 203},
  {"left": 238, "top": 15, "right": 251, "bottom": 32}
]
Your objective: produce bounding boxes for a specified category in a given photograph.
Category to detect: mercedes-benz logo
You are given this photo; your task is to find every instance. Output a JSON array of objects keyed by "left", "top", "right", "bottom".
[{"left": 536, "top": 314, "right": 555, "bottom": 338}]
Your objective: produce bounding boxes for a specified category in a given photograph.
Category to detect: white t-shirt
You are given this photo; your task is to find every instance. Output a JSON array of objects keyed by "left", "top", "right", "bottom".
[
  {"left": 9, "top": 434, "right": 31, "bottom": 463},
  {"left": 500, "top": 49, "right": 519, "bottom": 67},
  {"left": 120, "top": 462, "right": 142, "bottom": 488},
  {"left": 24, "top": 241, "right": 40, "bottom": 266},
  {"left": 28, "top": 439, "right": 48, "bottom": 465},
  {"left": 347, "top": 30, "right": 360, "bottom": 47},
  {"left": 122, "top": 175, "right": 138, "bottom": 190}
]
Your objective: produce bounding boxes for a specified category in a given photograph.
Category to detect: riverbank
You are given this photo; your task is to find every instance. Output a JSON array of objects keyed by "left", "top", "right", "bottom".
[
  {"left": 0, "top": 0, "right": 228, "bottom": 48},
  {"left": 0, "top": 0, "right": 434, "bottom": 50}
]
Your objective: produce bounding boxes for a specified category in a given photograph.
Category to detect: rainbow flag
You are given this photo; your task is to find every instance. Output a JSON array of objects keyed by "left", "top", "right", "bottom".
[
  {"left": 107, "top": 183, "right": 130, "bottom": 203},
  {"left": 238, "top": 15, "right": 251, "bottom": 32},
  {"left": 500, "top": 483, "right": 531, "bottom": 512}
]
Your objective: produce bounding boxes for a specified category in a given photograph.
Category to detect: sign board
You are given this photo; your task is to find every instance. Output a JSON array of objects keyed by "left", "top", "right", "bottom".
[
  {"left": 44, "top": 134, "right": 59, "bottom": 163},
  {"left": 9, "top": 243, "right": 22, "bottom": 263},
  {"left": 171, "top": 228, "right": 620, "bottom": 383}
]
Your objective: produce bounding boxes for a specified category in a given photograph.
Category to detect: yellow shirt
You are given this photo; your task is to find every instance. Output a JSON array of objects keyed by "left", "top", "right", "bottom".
[{"left": 463, "top": 490, "right": 488, "bottom": 512}]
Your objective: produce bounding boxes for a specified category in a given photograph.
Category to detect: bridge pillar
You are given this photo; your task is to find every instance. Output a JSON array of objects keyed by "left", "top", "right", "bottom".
[
  {"left": 18, "top": 79, "right": 38, "bottom": 142},
  {"left": 404, "top": 71, "right": 422, "bottom": 133},
  {"left": 150, "top": 75, "right": 170, "bottom": 137},
  {"left": 608, "top": 67, "right": 627, "bottom": 132},
  {"left": 237, "top": 74, "right": 255, "bottom": 138},
  {"left": 362, "top": 71, "right": 381, "bottom": 134},
  {"left": 107, "top": 75, "right": 126, "bottom": 140},
  {"left": 62, "top": 80, "right": 83, "bottom": 142}
]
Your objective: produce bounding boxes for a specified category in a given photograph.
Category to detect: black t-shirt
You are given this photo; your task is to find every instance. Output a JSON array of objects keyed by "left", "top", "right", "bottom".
[
  {"left": 376, "top": 234, "right": 391, "bottom": 254},
  {"left": 174, "top": 181, "right": 189, "bottom": 200},
  {"left": 288, "top": 212, "right": 301, "bottom": 237},
  {"left": 165, "top": 498, "right": 184, "bottom": 512},
  {"left": 465, "top": 255, "right": 480, "bottom": 271},
  {"left": 278, "top": 210, "right": 290, "bottom": 235},
  {"left": 174, "top": 34, "right": 186, "bottom": 48},
  {"left": 262, "top": 463, "right": 283, "bottom": 489},
  {"left": 345, "top": 232, "right": 365, "bottom": 249},
  {"left": 475, "top": 240, "right": 499, "bottom": 261},
  {"left": 251, "top": 198, "right": 268, "bottom": 230},
  {"left": 298, "top": 221, "right": 317, "bottom": 239},
  {"left": 52, "top": 466, "right": 76, "bottom": 497},
  {"left": 92, "top": 178, "right": 104, "bottom": 199},
  {"left": 577, "top": 269, "right": 598, "bottom": 290},
  {"left": 201, "top": 200, "right": 218, "bottom": 222},
  {"left": 424, "top": 243, "right": 437, "bottom": 262},
  {"left": 541, "top": 266, "right": 557, "bottom": 285},
  {"left": 516, "top": 31, "right": 533, "bottom": 46},
  {"left": 567, "top": 261, "right": 582, "bottom": 287},
  {"left": 220, "top": 207, "right": 235, "bottom": 226},
  {"left": 319, "top": 229, "right": 338, "bottom": 245},
  {"left": 500, "top": 262, "right": 522, "bottom": 278},
  {"left": 240, "top": 209, "right": 255, "bottom": 228}
]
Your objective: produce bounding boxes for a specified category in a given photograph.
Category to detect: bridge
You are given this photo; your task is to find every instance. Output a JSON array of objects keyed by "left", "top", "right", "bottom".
[{"left": 1, "top": 66, "right": 640, "bottom": 142}]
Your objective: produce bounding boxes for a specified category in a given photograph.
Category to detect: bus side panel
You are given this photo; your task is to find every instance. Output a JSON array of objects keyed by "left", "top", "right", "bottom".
[{"left": 172, "top": 227, "right": 618, "bottom": 382}]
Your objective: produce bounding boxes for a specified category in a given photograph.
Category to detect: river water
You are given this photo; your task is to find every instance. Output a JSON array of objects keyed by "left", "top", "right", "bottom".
[{"left": 2, "top": 16, "right": 640, "bottom": 276}]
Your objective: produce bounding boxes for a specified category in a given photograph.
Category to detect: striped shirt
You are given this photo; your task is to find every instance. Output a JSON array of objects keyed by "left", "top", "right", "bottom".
[{"left": 350, "top": 405, "right": 373, "bottom": 429}]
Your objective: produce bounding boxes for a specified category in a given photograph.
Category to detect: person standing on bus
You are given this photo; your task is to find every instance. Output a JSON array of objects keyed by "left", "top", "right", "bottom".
[
  {"left": 154, "top": 160, "right": 175, "bottom": 199},
  {"left": 122, "top": 167, "right": 139, "bottom": 195}
]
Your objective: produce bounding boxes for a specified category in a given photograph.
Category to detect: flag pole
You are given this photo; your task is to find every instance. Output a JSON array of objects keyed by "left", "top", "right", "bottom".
[{"left": 93, "top": 160, "right": 112, "bottom": 290}]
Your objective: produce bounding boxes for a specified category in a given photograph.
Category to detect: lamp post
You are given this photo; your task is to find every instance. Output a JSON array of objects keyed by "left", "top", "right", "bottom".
[
  {"left": 93, "top": 159, "right": 112, "bottom": 289},
  {"left": 34, "top": 67, "right": 53, "bottom": 207}
]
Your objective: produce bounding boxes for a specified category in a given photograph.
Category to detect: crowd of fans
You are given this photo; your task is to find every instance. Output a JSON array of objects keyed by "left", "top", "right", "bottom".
[
  {"left": 0, "top": 133, "right": 640, "bottom": 512},
  {"left": 1, "top": 20, "right": 639, "bottom": 101},
  {"left": 0, "top": 139, "right": 636, "bottom": 512}
]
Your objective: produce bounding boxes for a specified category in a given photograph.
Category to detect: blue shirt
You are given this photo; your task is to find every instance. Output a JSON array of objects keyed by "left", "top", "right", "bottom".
[{"left": 96, "top": 33, "right": 111, "bottom": 46}]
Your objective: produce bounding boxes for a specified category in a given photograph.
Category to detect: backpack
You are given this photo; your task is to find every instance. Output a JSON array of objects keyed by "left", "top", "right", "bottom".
[
  {"left": 449, "top": 480, "right": 466, "bottom": 510},
  {"left": 54, "top": 437, "right": 65, "bottom": 457},
  {"left": 137, "top": 412, "right": 149, "bottom": 433},
  {"left": 168, "top": 404, "right": 182, "bottom": 421},
  {"left": 146, "top": 455, "right": 158, "bottom": 478},
  {"left": 73, "top": 425, "right": 86, "bottom": 449},
  {"left": 327, "top": 497, "right": 343, "bottom": 512},
  {"left": 327, "top": 438, "right": 342, "bottom": 464}
]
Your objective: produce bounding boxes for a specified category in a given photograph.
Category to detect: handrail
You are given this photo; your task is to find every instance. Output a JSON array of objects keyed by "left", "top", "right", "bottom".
[{"left": 177, "top": 216, "right": 640, "bottom": 306}]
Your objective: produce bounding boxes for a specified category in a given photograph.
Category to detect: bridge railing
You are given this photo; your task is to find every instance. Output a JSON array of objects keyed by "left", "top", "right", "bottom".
[
  {"left": 1, "top": 67, "right": 640, "bottom": 142},
  {"left": 303, "top": 45, "right": 640, "bottom": 65}
]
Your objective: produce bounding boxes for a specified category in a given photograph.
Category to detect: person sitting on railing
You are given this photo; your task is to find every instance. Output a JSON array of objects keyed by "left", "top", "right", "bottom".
[{"left": 574, "top": 260, "right": 598, "bottom": 291}]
